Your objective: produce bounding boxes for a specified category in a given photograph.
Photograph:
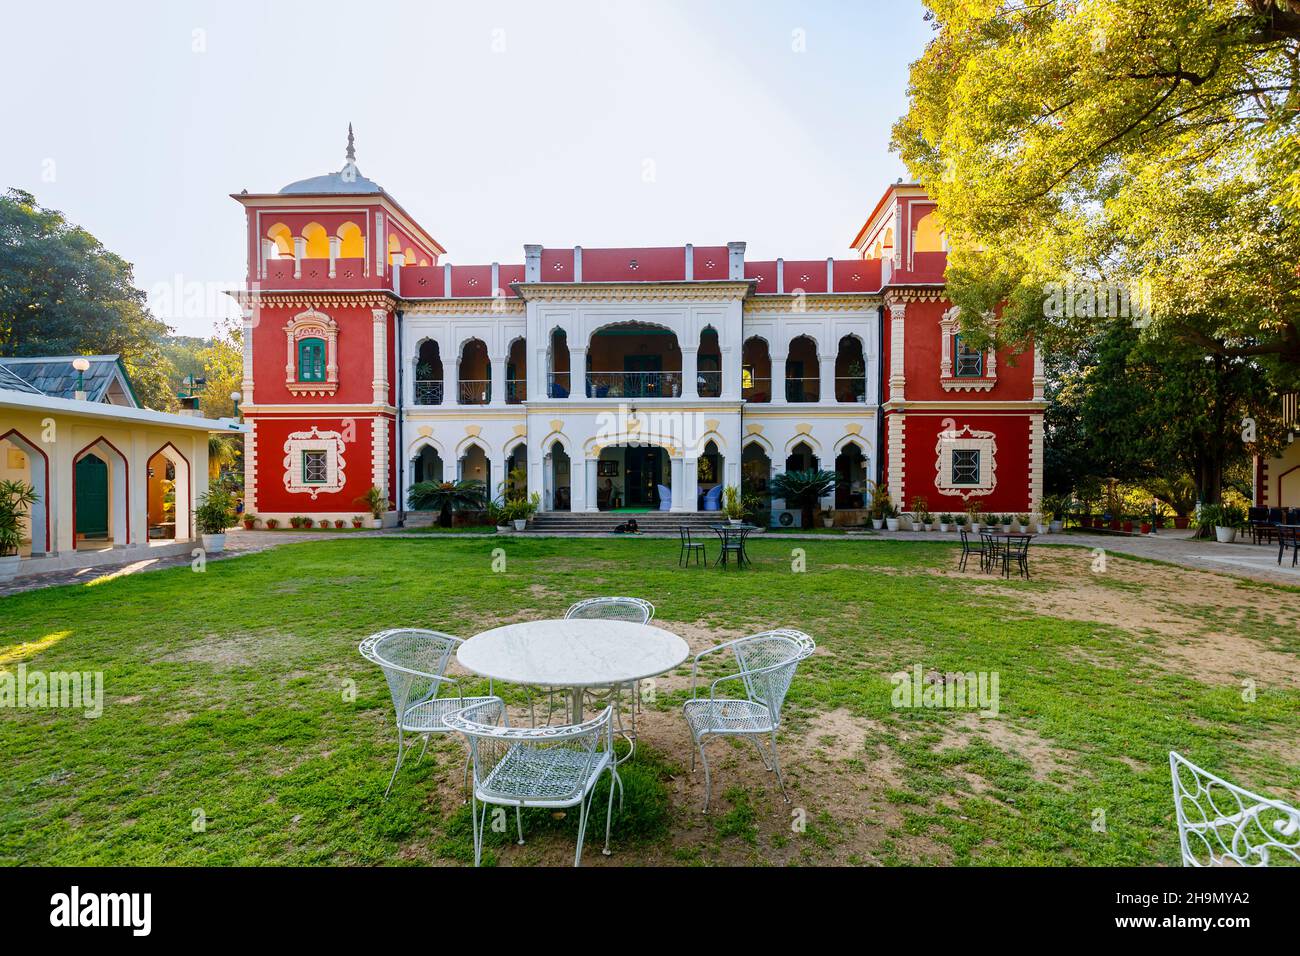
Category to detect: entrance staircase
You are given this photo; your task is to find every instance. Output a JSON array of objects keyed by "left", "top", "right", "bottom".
[{"left": 526, "top": 511, "right": 721, "bottom": 534}]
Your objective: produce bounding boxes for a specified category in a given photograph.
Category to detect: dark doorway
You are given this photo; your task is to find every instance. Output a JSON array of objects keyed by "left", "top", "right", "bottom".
[
  {"left": 75, "top": 454, "right": 109, "bottom": 538},
  {"left": 623, "top": 446, "right": 665, "bottom": 508}
]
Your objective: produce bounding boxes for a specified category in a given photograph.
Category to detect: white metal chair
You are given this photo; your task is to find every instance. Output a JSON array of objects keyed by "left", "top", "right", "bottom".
[
  {"left": 1170, "top": 751, "right": 1300, "bottom": 866},
  {"left": 445, "top": 699, "right": 621, "bottom": 867},
  {"left": 683, "top": 628, "right": 815, "bottom": 812},
  {"left": 359, "top": 628, "right": 498, "bottom": 798},
  {"left": 564, "top": 597, "right": 655, "bottom": 741}
]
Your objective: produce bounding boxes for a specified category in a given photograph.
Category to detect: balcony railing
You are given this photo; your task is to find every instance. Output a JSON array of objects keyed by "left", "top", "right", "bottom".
[
  {"left": 459, "top": 380, "right": 491, "bottom": 405},
  {"left": 546, "top": 373, "right": 572, "bottom": 399},
  {"left": 784, "top": 376, "right": 820, "bottom": 403},
  {"left": 835, "top": 376, "right": 868, "bottom": 403},
  {"left": 506, "top": 378, "right": 526, "bottom": 404},
  {"left": 586, "top": 371, "right": 682, "bottom": 398},
  {"left": 696, "top": 370, "right": 722, "bottom": 398},
  {"left": 414, "top": 380, "right": 443, "bottom": 406}
]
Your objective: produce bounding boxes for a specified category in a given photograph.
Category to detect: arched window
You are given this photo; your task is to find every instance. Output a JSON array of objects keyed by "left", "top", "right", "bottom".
[
  {"left": 302, "top": 222, "right": 328, "bottom": 260},
  {"left": 337, "top": 221, "right": 364, "bottom": 259},
  {"left": 298, "top": 337, "right": 326, "bottom": 382}
]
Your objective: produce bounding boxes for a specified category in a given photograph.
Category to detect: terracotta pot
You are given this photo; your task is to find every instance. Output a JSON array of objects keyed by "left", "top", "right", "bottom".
[
  {"left": 1140, "top": 523, "right": 1151, "bottom": 534},
  {"left": 1122, "top": 521, "right": 1133, "bottom": 533},
  {"left": 1174, "top": 516, "right": 1190, "bottom": 529}
]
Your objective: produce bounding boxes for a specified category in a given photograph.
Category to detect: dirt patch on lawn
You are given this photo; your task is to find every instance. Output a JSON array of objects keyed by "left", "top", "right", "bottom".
[{"left": 157, "top": 634, "right": 265, "bottom": 667}]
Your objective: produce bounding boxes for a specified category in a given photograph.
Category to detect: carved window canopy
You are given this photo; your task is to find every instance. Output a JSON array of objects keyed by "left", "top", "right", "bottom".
[{"left": 285, "top": 309, "right": 340, "bottom": 396}]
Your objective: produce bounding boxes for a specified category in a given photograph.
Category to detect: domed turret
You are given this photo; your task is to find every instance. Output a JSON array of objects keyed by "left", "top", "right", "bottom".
[{"left": 279, "top": 124, "right": 382, "bottom": 195}]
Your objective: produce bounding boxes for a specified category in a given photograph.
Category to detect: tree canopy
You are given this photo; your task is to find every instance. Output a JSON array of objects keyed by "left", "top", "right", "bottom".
[
  {"left": 893, "top": 1, "right": 1300, "bottom": 386},
  {"left": 0, "top": 187, "right": 176, "bottom": 409}
]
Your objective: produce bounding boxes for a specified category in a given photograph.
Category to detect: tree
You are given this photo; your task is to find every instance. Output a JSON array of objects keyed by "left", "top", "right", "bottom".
[
  {"left": 893, "top": 1, "right": 1300, "bottom": 387},
  {"left": 770, "top": 469, "right": 838, "bottom": 530},
  {"left": 408, "top": 479, "right": 487, "bottom": 528},
  {"left": 0, "top": 188, "right": 178, "bottom": 410}
]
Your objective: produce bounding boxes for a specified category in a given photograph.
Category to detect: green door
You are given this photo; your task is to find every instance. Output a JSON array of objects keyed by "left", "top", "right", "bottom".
[{"left": 75, "top": 454, "right": 109, "bottom": 538}]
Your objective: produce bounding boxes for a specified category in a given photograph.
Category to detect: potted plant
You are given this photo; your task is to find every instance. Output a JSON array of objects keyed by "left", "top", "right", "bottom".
[
  {"left": 288, "top": 515, "right": 303, "bottom": 529},
  {"left": 0, "top": 480, "right": 37, "bottom": 582},
  {"left": 866, "top": 481, "right": 890, "bottom": 530},
  {"left": 1042, "top": 495, "right": 1065, "bottom": 533},
  {"left": 511, "top": 492, "right": 540, "bottom": 531},
  {"left": 884, "top": 500, "right": 900, "bottom": 532},
  {"left": 1034, "top": 513, "right": 1049, "bottom": 534},
  {"left": 723, "top": 485, "right": 746, "bottom": 525},
  {"left": 486, "top": 500, "right": 510, "bottom": 533},
  {"left": 355, "top": 485, "right": 388, "bottom": 529},
  {"left": 819, "top": 507, "right": 835, "bottom": 529},
  {"left": 351, "top": 515, "right": 364, "bottom": 529},
  {"left": 303, "top": 516, "right": 315, "bottom": 528},
  {"left": 408, "top": 479, "right": 487, "bottom": 528},
  {"left": 333, "top": 519, "right": 345, "bottom": 529},
  {"left": 1015, "top": 513, "right": 1031, "bottom": 533},
  {"left": 241, "top": 513, "right": 259, "bottom": 531},
  {"left": 938, "top": 513, "right": 953, "bottom": 533},
  {"left": 1196, "top": 503, "right": 1246, "bottom": 543},
  {"left": 770, "top": 469, "right": 838, "bottom": 532},
  {"left": 266, "top": 517, "right": 280, "bottom": 529},
  {"left": 196, "top": 484, "right": 235, "bottom": 553},
  {"left": 998, "top": 514, "right": 1012, "bottom": 533},
  {"left": 954, "top": 513, "right": 968, "bottom": 533},
  {"left": 1140, "top": 519, "right": 1152, "bottom": 534}
]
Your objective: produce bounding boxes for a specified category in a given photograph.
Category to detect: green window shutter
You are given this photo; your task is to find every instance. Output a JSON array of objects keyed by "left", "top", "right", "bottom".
[{"left": 298, "top": 338, "right": 326, "bottom": 382}]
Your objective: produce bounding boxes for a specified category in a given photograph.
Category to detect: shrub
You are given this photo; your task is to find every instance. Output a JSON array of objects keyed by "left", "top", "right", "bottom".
[
  {"left": 195, "top": 484, "right": 236, "bottom": 535},
  {"left": 351, "top": 516, "right": 363, "bottom": 528},
  {"left": 302, "top": 517, "right": 315, "bottom": 528},
  {"left": 0, "top": 480, "right": 38, "bottom": 557},
  {"left": 334, "top": 519, "right": 345, "bottom": 529},
  {"left": 265, "top": 518, "right": 280, "bottom": 529}
]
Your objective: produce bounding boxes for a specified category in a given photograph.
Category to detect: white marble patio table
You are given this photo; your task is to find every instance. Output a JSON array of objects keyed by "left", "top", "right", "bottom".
[{"left": 457, "top": 619, "right": 689, "bottom": 722}]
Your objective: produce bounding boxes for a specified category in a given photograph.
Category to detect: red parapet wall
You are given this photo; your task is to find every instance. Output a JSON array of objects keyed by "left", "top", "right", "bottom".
[
  {"left": 581, "top": 246, "right": 685, "bottom": 283},
  {"left": 745, "top": 260, "right": 778, "bottom": 293},
  {"left": 541, "top": 248, "right": 574, "bottom": 281},
  {"left": 260, "top": 258, "right": 384, "bottom": 291},
  {"left": 692, "top": 246, "right": 729, "bottom": 280},
  {"left": 783, "top": 260, "right": 828, "bottom": 294},
  {"left": 834, "top": 258, "right": 882, "bottom": 293}
]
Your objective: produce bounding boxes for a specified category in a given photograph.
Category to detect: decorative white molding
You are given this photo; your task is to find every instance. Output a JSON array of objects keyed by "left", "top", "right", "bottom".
[
  {"left": 938, "top": 305, "right": 997, "bottom": 392},
  {"left": 371, "top": 309, "right": 388, "bottom": 405},
  {"left": 284, "top": 309, "right": 339, "bottom": 397},
  {"left": 282, "top": 426, "right": 347, "bottom": 499},
  {"left": 934, "top": 424, "right": 997, "bottom": 499}
]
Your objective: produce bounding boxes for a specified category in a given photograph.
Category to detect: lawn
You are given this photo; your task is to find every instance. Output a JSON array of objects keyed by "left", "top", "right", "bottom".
[{"left": 2, "top": 536, "right": 1298, "bottom": 866}]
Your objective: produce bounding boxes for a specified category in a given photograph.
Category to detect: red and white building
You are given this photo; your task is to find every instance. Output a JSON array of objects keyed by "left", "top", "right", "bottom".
[{"left": 232, "top": 135, "right": 1044, "bottom": 525}]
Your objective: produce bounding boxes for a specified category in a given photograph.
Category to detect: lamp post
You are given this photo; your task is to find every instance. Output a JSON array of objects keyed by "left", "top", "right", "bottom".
[
  {"left": 230, "top": 391, "right": 242, "bottom": 418},
  {"left": 71, "top": 357, "right": 90, "bottom": 401}
]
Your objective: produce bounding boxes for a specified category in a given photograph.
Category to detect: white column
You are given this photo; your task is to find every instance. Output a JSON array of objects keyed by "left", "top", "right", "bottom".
[
  {"left": 569, "top": 345, "right": 586, "bottom": 398},
  {"left": 446, "top": 340, "right": 460, "bottom": 406},
  {"left": 888, "top": 302, "right": 907, "bottom": 401},
  {"left": 770, "top": 461, "right": 785, "bottom": 511},
  {"left": 770, "top": 349, "right": 789, "bottom": 403},
  {"left": 371, "top": 310, "right": 388, "bottom": 405},
  {"left": 819, "top": 349, "right": 836, "bottom": 404},
  {"left": 328, "top": 236, "right": 340, "bottom": 278},
  {"left": 292, "top": 236, "right": 305, "bottom": 278},
  {"left": 390, "top": 252, "right": 403, "bottom": 298},
  {"left": 584, "top": 459, "right": 598, "bottom": 512},
  {"left": 539, "top": 454, "right": 551, "bottom": 512},
  {"left": 681, "top": 347, "right": 698, "bottom": 400},
  {"left": 670, "top": 455, "right": 685, "bottom": 511},
  {"left": 684, "top": 456, "right": 699, "bottom": 511},
  {"left": 260, "top": 239, "right": 274, "bottom": 279},
  {"left": 241, "top": 308, "right": 255, "bottom": 406},
  {"left": 490, "top": 353, "right": 507, "bottom": 407}
]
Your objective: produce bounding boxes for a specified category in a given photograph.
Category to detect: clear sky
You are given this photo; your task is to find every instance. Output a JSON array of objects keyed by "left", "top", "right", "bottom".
[{"left": 1, "top": 0, "right": 932, "bottom": 337}]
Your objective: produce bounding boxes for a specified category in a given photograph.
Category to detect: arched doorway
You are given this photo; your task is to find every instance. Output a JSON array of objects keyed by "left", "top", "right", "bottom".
[
  {"left": 458, "top": 339, "right": 490, "bottom": 405},
  {"left": 147, "top": 443, "right": 192, "bottom": 541},
  {"left": 458, "top": 443, "right": 489, "bottom": 485},
  {"left": 414, "top": 340, "right": 443, "bottom": 405},
  {"left": 412, "top": 445, "right": 444, "bottom": 487},
  {"left": 0, "top": 429, "right": 48, "bottom": 556},
  {"left": 74, "top": 438, "right": 129, "bottom": 550},
  {"left": 698, "top": 440, "right": 724, "bottom": 510},
  {"left": 547, "top": 441, "right": 571, "bottom": 511},
  {"left": 834, "top": 441, "right": 867, "bottom": 509},
  {"left": 502, "top": 443, "right": 527, "bottom": 497},
  {"left": 506, "top": 339, "right": 527, "bottom": 404},
  {"left": 596, "top": 444, "right": 670, "bottom": 510},
  {"left": 786, "top": 440, "right": 818, "bottom": 473}
]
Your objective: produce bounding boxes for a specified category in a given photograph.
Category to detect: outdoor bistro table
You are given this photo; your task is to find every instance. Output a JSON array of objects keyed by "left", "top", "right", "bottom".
[
  {"left": 456, "top": 619, "right": 690, "bottom": 724},
  {"left": 708, "top": 523, "right": 759, "bottom": 568},
  {"left": 979, "top": 530, "right": 1035, "bottom": 578}
]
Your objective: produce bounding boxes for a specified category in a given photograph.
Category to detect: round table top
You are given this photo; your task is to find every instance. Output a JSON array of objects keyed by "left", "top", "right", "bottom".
[{"left": 457, "top": 619, "right": 690, "bottom": 688}]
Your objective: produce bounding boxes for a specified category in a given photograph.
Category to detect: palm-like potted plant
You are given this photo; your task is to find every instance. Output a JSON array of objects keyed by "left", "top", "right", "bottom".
[
  {"left": 1196, "top": 503, "right": 1246, "bottom": 543},
  {"left": 408, "top": 479, "right": 487, "bottom": 528},
  {"left": 722, "top": 485, "right": 746, "bottom": 525},
  {"left": 195, "top": 484, "right": 235, "bottom": 553},
  {"left": 770, "top": 469, "right": 838, "bottom": 531},
  {"left": 511, "top": 492, "right": 540, "bottom": 531},
  {"left": 0, "top": 480, "right": 38, "bottom": 582},
  {"left": 241, "top": 513, "right": 259, "bottom": 531},
  {"left": 486, "top": 500, "right": 510, "bottom": 533},
  {"left": 355, "top": 485, "right": 388, "bottom": 529}
]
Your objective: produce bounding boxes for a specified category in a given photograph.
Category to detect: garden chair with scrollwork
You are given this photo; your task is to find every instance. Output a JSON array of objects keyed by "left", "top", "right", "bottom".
[
  {"left": 444, "top": 699, "right": 621, "bottom": 866},
  {"left": 359, "top": 628, "right": 498, "bottom": 798},
  {"left": 682, "top": 628, "right": 815, "bottom": 812},
  {"left": 562, "top": 597, "right": 655, "bottom": 750},
  {"left": 1169, "top": 751, "right": 1300, "bottom": 866}
]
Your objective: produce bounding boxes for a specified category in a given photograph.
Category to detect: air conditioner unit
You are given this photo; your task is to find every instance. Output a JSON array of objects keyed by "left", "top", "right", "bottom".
[{"left": 770, "top": 509, "right": 802, "bottom": 529}]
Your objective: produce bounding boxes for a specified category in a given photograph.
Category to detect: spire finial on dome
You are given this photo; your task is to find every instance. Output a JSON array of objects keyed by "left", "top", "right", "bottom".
[{"left": 345, "top": 122, "right": 356, "bottom": 164}]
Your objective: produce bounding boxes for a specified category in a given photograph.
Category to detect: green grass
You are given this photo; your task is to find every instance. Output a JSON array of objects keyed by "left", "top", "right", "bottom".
[{"left": 1, "top": 536, "right": 1297, "bottom": 866}]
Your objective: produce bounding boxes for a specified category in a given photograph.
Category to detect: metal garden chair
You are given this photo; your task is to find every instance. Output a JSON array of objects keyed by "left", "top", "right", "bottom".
[
  {"left": 444, "top": 699, "right": 622, "bottom": 866},
  {"left": 957, "top": 528, "right": 977, "bottom": 571},
  {"left": 359, "top": 628, "right": 498, "bottom": 798},
  {"left": 682, "top": 628, "right": 816, "bottom": 812},
  {"left": 679, "top": 526, "right": 707, "bottom": 567},
  {"left": 1169, "top": 751, "right": 1300, "bottom": 866},
  {"left": 564, "top": 597, "right": 655, "bottom": 742}
]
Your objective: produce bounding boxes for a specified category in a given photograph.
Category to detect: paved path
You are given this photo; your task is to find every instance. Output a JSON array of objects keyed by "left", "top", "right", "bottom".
[{"left": 4, "top": 526, "right": 1296, "bottom": 597}]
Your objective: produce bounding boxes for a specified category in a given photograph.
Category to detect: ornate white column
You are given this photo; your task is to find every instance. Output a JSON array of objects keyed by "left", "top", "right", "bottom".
[
  {"left": 680, "top": 347, "right": 698, "bottom": 400},
  {"left": 328, "top": 236, "right": 340, "bottom": 279},
  {"left": 292, "top": 236, "right": 305, "bottom": 278},
  {"left": 568, "top": 344, "right": 587, "bottom": 398},
  {"left": 371, "top": 310, "right": 388, "bottom": 405},
  {"left": 819, "top": 349, "right": 836, "bottom": 404},
  {"left": 888, "top": 302, "right": 907, "bottom": 401},
  {"left": 241, "top": 307, "right": 255, "bottom": 406},
  {"left": 670, "top": 454, "right": 686, "bottom": 511},
  {"left": 770, "top": 348, "right": 789, "bottom": 403}
]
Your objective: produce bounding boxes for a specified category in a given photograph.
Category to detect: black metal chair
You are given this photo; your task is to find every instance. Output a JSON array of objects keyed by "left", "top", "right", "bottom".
[
  {"left": 713, "top": 526, "right": 751, "bottom": 568},
  {"left": 978, "top": 530, "right": 1003, "bottom": 573},
  {"left": 1003, "top": 535, "right": 1032, "bottom": 579},
  {"left": 1278, "top": 526, "right": 1300, "bottom": 568},
  {"left": 958, "top": 528, "right": 978, "bottom": 571},
  {"left": 679, "top": 526, "right": 707, "bottom": 567}
]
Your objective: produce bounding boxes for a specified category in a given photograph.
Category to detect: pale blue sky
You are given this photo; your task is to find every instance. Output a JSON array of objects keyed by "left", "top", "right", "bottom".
[{"left": 1, "top": 0, "right": 931, "bottom": 336}]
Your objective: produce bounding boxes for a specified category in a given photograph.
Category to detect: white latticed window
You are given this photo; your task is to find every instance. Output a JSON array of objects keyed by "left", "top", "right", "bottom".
[
  {"left": 951, "top": 449, "right": 980, "bottom": 485},
  {"left": 302, "top": 450, "right": 328, "bottom": 484},
  {"left": 954, "top": 335, "right": 983, "bottom": 377}
]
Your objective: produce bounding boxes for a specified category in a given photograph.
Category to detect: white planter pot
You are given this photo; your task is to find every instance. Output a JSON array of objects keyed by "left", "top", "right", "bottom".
[
  {"left": 728, "top": 518, "right": 743, "bottom": 526},
  {"left": 496, "top": 525, "right": 510, "bottom": 533},
  {"left": 1214, "top": 526, "right": 1236, "bottom": 543},
  {"left": 822, "top": 518, "right": 834, "bottom": 528},
  {"left": 1037, "top": 524, "right": 1048, "bottom": 534},
  {"left": 513, "top": 519, "right": 528, "bottom": 531},
  {"left": 1001, "top": 526, "right": 1012, "bottom": 534},
  {"left": 871, "top": 518, "right": 884, "bottom": 530},
  {"left": 1049, "top": 520, "right": 1063, "bottom": 533},
  {"left": 200, "top": 533, "right": 226, "bottom": 553},
  {"left": 885, "top": 518, "right": 900, "bottom": 531},
  {"left": 365, "top": 517, "right": 383, "bottom": 529},
  {"left": 0, "top": 553, "right": 20, "bottom": 582},
  {"left": 938, "top": 523, "right": 949, "bottom": 533}
]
